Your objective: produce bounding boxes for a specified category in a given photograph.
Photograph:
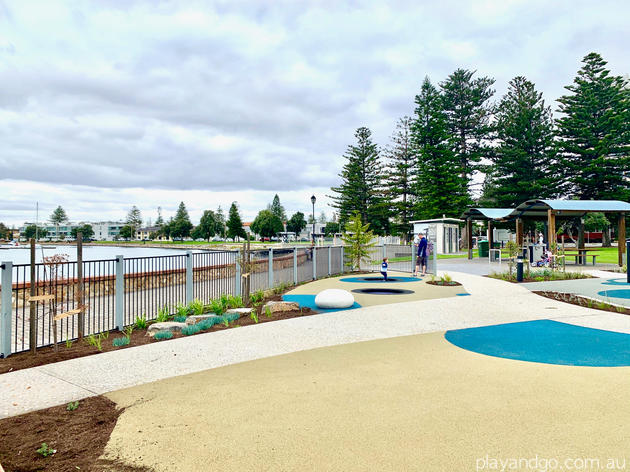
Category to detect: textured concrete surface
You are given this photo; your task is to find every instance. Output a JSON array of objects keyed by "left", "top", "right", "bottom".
[
  {"left": 522, "top": 275, "right": 630, "bottom": 307},
  {"left": 4, "top": 270, "right": 630, "bottom": 418},
  {"left": 104, "top": 332, "right": 630, "bottom": 471}
]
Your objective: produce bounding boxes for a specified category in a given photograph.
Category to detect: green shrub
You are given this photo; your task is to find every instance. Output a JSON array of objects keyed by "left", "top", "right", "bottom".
[
  {"left": 209, "top": 299, "right": 225, "bottom": 317},
  {"left": 173, "top": 315, "right": 187, "bottom": 323},
  {"left": 153, "top": 330, "right": 173, "bottom": 341},
  {"left": 223, "top": 312, "right": 239, "bottom": 323},
  {"left": 181, "top": 325, "right": 201, "bottom": 336},
  {"left": 134, "top": 314, "right": 148, "bottom": 330},
  {"left": 227, "top": 295, "right": 243, "bottom": 309},
  {"left": 189, "top": 298, "right": 205, "bottom": 315},
  {"left": 113, "top": 337, "right": 130, "bottom": 347},
  {"left": 175, "top": 302, "right": 190, "bottom": 318},
  {"left": 197, "top": 318, "right": 218, "bottom": 330},
  {"left": 156, "top": 305, "right": 170, "bottom": 322},
  {"left": 219, "top": 294, "right": 230, "bottom": 312},
  {"left": 250, "top": 289, "right": 265, "bottom": 305}
]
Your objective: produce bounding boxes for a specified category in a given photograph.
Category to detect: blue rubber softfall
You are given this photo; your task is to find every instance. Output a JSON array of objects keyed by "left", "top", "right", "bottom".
[{"left": 445, "top": 320, "right": 630, "bottom": 367}]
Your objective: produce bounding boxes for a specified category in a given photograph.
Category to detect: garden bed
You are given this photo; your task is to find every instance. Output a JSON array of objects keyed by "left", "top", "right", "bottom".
[
  {"left": 0, "top": 396, "right": 150, "bottom": 472},
  {"left": 534, "top": 290, "right": 630, "bottom": 315},
  {"left": 488, "top": 269, "right": 593, "bottom": 283},
  {"left": 426, "top": 280, "right": 462, "bottom": 286},
  {"left": 0, "top": 293, "right": 312, "bottom": 375}
]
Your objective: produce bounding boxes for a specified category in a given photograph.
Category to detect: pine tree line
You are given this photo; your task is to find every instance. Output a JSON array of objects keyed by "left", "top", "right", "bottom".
[{"left": 330, "top": 52, "right": 630, "bottom": 237}]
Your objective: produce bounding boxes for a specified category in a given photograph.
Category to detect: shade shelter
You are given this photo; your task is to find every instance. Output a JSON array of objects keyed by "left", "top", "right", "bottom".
[
  {"left": 460, "top": 208, "right": 514, "bottom": 259},
  {"left": 510, "top": 199, "right": 630, "bottom": 266}
]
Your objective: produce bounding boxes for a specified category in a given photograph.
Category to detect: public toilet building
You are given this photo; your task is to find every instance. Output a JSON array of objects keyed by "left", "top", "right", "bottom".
[{"left": 411, "top": 218, "right": 463, "bottom": 254}]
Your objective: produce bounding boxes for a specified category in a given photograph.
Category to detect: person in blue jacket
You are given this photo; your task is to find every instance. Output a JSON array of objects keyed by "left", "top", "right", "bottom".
[
  {"left": 415, "top": 233, "right": 428, "bottom": 276},
  {"left": 381, "top": 257, "right": 388, "bottom": 281}
]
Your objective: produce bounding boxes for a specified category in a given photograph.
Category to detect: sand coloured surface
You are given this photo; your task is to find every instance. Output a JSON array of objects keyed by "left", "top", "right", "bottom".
[
  {"left": 286, "top": 271, "right": 463, "bottom": 307},
  {"left": 103, "top": 331, "right": 630, "bottom": 471}
]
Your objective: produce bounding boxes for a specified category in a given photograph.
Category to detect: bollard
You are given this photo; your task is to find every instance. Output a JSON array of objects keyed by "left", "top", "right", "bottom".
[{"left": 516, "top": 256, "right": 524, "bottom": 282}]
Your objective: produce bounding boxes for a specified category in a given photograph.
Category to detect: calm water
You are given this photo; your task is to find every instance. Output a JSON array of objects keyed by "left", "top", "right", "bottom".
[{"left": 0, "top": 245, "right": 212, "bottom": 265}]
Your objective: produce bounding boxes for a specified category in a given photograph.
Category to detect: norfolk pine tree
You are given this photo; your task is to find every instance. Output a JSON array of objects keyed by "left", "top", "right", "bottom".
[
  {"left": 487, "top": 76, "right": 556, "bottom": 208},
  {"left": 226, "top": 202, "right": 247, "bottom": 241},
  {"left": 341, "top": 212, "right": 376, "bottom": 271},
  {"left": 412, "top": 77, "right": 470, "bottom": 219},
  {"left": 50, "top": 206, "right": 68, "bottom": 240}
]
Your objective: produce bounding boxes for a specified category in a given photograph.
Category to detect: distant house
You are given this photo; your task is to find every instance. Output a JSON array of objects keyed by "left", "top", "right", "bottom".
[
  {"left": 136, "top": 226, "right": 164, "bottom": 241},
  {"left": 91, "top": 222, "right": 125, "bottom": 241}
]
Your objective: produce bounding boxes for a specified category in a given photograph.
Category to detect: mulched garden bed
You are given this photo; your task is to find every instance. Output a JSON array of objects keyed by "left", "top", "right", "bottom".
[
  {"left": 0, "top": 293, "right": 312, "bottom": 375},
  {"left": 0, "top": 396, "right": 152, "bottom": 472},
  {"left": 426, "top": 280, "right": 462, "bottom": 286},
  {"left": 534, "top": 290, "right": 630, "bottom": 315}
]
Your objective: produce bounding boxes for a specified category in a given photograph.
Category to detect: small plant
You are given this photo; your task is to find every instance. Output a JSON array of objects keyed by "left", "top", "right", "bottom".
[
  {"left": 224, "top": 312, "right": 239, "bottom": 323},
  {"left": 65, "top": 338, "right": 73, "bottom": 348},
  {"left": 209, "top": 298, "right": 225, "bottom": 317},
  {"left": 175, "top": 302, "right": 190, "bottom": 318},
  {"left": 113, "top": 336, "right": 130, "bottom": 347},
  {"left": 250, "top": 289, "right": 265, "bottom": 305},
  {"left": 189, "top": 298, "right": 205, "bottom": 315},
  {"left": 134, "top": 314, "right": 148, "bottom": 330},
  {"left": 87, "top": 333, "right": 107, "bottom": 351},
  {"left": 196, "top": 319, "right": 216, "bottom": 331},
  {"left": 156, "top": 305, "right": 170, "bottom": 322},
  {"left": 597, "top": 300, "right": 608, "bottom": 310},
  {"left": 227, "top": 295, "right": 243, "bottom": 309},
  {"left": 36, "top": 443, "right": 56, "bottom": 457},
  {"left": 219, "top": 294, "right": 231, "bottom": 312},
  {"left": 273, "top": 282, "right": 291, "bottom": 295},
  {"left": 181, "top": 325, "right": 201, "bottom": 336},
  {"left": 250, "top": 311, "right": 259, "bottom": 323},
  {"left": 264, "top": 305, "right": 272, "bottom": 318},
  {"left": 153, "top": 330, "right": 173, "bottom": 341},
  {"left": 173, "top": 315, "right": 188, "bottom": 323},
  {"left": 440, "top": 273, "right": 453, "bottom": 283},
  {"left": 223, "top": 318, "right": 229, "bottom": 327},
  {"left": 66, "top": 401, "right": 79, "bottom": 411},
  {"left": 124, "top": 325, "right": 134, "bottom": 339},
  {"left": 586, "top": 298, "right": 594, "bottom": 308}
]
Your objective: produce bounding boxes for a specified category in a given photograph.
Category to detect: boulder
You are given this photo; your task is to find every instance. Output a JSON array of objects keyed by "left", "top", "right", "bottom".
[
  {"left": 315, "top": 289, "right": 354, "bottom": 309},
  {"left": 263, "top": 301, "right": 300, "bottom": 314},
  {"left": 147, "top": 322, "right": 188, "bottom": 337},
  {"left": 186, "top": 314, "right": 222, "bottom": 325},
  {"left": 226, "top": 307, "right": 254, "bottom": 317}
]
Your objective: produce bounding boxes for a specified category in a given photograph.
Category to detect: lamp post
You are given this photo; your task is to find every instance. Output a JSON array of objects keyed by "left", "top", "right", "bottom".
[{"left": 311, "top": 195, "right": 316, "bottom": 243}]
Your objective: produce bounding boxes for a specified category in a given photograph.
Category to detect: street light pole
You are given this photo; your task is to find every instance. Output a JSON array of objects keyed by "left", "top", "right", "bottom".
[{"left": 311, "top": 195, "right": 316, "bottom": 243}]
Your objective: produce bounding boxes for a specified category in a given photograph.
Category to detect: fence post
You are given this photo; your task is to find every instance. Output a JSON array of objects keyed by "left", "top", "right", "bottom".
[
  {"left": 383, "top": 243, "right": 387, "bottom": 259},
  {"left": 1, "top": 262, "right": 12, "bottom": 358},
  {"left": 340, "top": 246, "right": 344, "bottom": 273},
  {"left": 235, "top": 255, "right": 241, "bottom": 297},
  {"left": 433, "top": 241, "right": 438, "bottom": 275},
  {"left": 115, "top": 255, "right": 124, "bottom": 330},
  {"left": 186, "top": 251, "right": 193, "bottom": 304},
  {"left": 328, "top": 246, "right": 332, "bottom": 277},
  {"left": 268, "top": 248, "right": 273, "bottom": 289},
  {"left": 313, "top": 246, "right": 317, "bottom": 280},
  {"left": 293, "top": 247, "right": 297, "bottom": 285}
]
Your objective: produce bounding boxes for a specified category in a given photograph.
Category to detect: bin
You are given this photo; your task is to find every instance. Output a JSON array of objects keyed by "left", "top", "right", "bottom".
[{"left": 478, "top": 240, "right": 489, "bottom": 257}]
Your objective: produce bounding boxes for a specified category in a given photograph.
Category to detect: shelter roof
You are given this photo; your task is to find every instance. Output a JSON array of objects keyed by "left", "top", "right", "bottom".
[
  {"left": 460, "top": 208, "right": 514, "bottom": 221},
  {"left": 511, "top": 199, "right": 630, "bottom": 218}
]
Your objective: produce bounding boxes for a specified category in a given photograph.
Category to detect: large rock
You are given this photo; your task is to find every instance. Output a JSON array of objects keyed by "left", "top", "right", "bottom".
[
  {"left": 147, "top": 322, "right": 188, "bottom": 336},
  {"left": 226, "top": 307, "right": 254, "bottom": 317},
  {"left": 263, "top": 301, "right": 300, "bottom": 314},
  {"left": 315, "top": 289, "right": 354, "bottom": 309}
]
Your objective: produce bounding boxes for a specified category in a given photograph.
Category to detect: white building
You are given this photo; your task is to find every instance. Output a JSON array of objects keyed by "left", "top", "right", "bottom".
[
  {"left": 411, "top": 218, "right": 463, "bottom": 254},
  {"left": 92, "top": 221, "right": 125, "bottom": 241}
]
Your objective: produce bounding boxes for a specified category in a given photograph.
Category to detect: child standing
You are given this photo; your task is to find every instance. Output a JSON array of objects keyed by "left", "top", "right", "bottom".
[{"left": 381, "top": 257, "right": 388, "bottom": 281}]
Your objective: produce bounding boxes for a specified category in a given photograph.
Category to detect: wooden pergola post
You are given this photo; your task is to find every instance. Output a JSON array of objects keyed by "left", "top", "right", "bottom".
[
  {"left": 547, "top": 210, "right": 556, "bottom": 250},
  {"left": 467, "top": 218, "right": 473, "bottom": 260},
  {"left": 619, "top": 213, "right": 626, "bottom": 267},
  {"left": 516, "top": 218, "right": 523, "bottom": 247}
]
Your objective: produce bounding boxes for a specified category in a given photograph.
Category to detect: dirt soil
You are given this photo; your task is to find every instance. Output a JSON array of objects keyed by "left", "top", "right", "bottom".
[
  {"left": 534, "top": 290, "right": 630, "bottom": 315},
  {"left": 426, "top": 280, "right": 462, "bottom": 286},
  {"left": 0, "top": 293, "right": 312, "bottom": 374},
  {"left": 0, "top": 396, "right": 152, "bottom": 472}
]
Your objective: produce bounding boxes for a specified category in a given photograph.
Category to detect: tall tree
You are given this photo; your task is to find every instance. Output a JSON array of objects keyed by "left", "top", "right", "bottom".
[
  {"left": 385, "top": 116, "right": 416, "bottom": 239},
  {"left": 0, "top": 222, "right": 8, "bottom": 240},
  {"left": 226, "top": 202, "right": 247, "bottom": 241},
  {"left": 71, "top": 224, "right": 94, "bottom": 240},
  {"left": 216, "top": 206, "right": 226, "bottom": 238},
  {"left": 486, "top": 76, "right": 556, "bottom": 207},
  {"left": 412, "top": 77, "right": 470, "bottom": 219},
  {"left": 250, "top": 209, "right": 283, "bottom": 239},
  {"left": 170, "top": 202, "right": 193, "bottom": 238},
  {"left": 49, "top": 206, "right": 68, "bottom": 240},
  {"left": 126, "top": 206, "right": 143, "bottom": 234},
  {"left": 555, "top": 52, "right": 630, "bottom": 201},
  {"left": 194, "top": 210, "right": 221, "bottom": 241},
  {"left": 440, "top": 69, "right": 495, "bottom": 187},
  {"left": 286, "top": 212, "right": 307, "bottom": 235},
  {"left": 330, "top": 127, "right": 387, "bottom": 231},
  {"left": 268, "top": 194, "right": 287, "bottom": 222}
]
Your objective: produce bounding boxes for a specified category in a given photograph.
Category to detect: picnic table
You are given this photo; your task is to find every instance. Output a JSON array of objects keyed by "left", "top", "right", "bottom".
[{"left": 561, "top": 248, "right": 601, "bottom": 266}]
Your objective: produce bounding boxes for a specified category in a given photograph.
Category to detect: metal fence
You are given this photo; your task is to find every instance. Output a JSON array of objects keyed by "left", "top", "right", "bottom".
[{"left": 0, "top": 243, "right": 436, "bottom": 356}]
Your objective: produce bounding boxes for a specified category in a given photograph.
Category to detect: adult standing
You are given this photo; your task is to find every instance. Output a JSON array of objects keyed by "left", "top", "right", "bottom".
[{"left": 415, "top": 233, "right": 428, "bottom": 276}]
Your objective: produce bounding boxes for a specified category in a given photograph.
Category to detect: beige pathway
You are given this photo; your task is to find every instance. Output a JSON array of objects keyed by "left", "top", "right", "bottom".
[{"left": 104, "top": 331, "right": 630, "bottom": 471}]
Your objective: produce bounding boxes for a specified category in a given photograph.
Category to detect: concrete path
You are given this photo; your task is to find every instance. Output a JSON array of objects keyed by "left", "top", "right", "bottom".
[{"left": 3, "top": 270, "right": 630, "bottom": 419}]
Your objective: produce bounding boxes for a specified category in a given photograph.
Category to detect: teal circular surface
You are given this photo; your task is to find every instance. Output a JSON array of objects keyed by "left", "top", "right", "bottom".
[
  {"left": 597, "top": 289, "right": 630, "bottom": 299},
  {"left": 445, "top": 320, "right": 630, "bottom": 367}
]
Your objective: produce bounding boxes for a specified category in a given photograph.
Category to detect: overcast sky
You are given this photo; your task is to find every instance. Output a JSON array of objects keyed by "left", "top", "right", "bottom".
[{"left": 1, "top": 0, "right": 628, "bottom": 227}]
